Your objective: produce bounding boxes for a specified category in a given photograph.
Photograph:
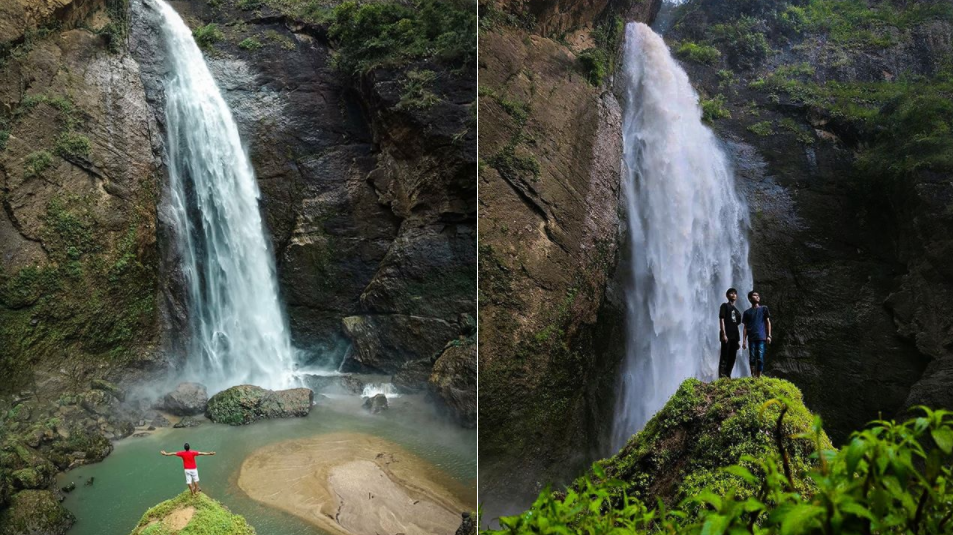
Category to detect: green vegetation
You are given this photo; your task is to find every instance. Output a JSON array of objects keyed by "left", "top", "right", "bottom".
[
  {"left": 97, "top": 0, "right": 130, "bottom": 54},
  {"left": 54, "top": 132, "right": 91, "bottom": 160},
  {"left": 486, "top": 145, "right": 540, "bottom": 183},
  {"left": 129, "top": 491, "right": 256, "bottom": 534},
  {"left": 327, "top": 0, "right": 476, "bottom": 75},
  {"left": 488, "top": 381, "right": 953, "bottom": 535},
  {"left": 782, "top": 0, "right": 953, "bottom": 48},
  {"left": 676, "top": 42, "right": 722, "bottom": 65},
  {"left": 237, "top": 37, "right": 263, "bottom": 51},
  {"left": 748, "top": 120, "right": 775, "bottom": 136},
  {"left": 263, "top": 29, "right": 295, "bottom": 51},
  {"left": 578, "top": 15, "right": 625, "bottom": 86},
  {"left": 237, "top": 0, "right": 264, "bottom": 10},
  {"left": 23, "top": 151, "right": 53, "bottom": 178},
  {"left": 192, "top": 23, "right": 224, "bottom": 49},
  {"left": 701, "top": 94, "right": 731, "bottom": 123},
  {"left": 709, "top": 16, "right": 772, "bottom": 70},
  {"left": 779, "top": 117, "right": 815, "bottom": 144},
  {"left": 396, "top": 69, "right": 440, "bottom": 111}
]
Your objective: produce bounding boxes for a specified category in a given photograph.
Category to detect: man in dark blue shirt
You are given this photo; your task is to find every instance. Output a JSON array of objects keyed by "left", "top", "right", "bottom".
[{"left": 742, "top": 290, "right": 772, "bottom": 378}]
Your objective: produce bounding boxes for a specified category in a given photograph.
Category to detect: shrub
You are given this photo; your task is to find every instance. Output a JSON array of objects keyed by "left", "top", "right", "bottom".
[
  {"left": 192, "top": 23, "right": 224, "bottom": 49},
  {"left": 54, "top": 132, "right": 91, "bottom": 160},
  {"left": 701, "top": 94, "right": 731, "bottom": 123},
  {"left": 238, "top": 37, "right": 263, "bottom": 51},
  {"left": 396, "top": 69, "right": 440, "bottom": 110},
  {"left": 23, "top": 151, "right": 53, "bottom": 178},
  {"left": 676, "top": 42, "right": 722, "bottom": 65},
  {"left": 488, "top": 405, "right": 953, "bottom": 535},
  {"left": 578, "top": 48, "right": 609, "bottom": 86},
  {"left": 328, "top": 0, "right": 476, "bottom": 75},
  {"left": 748, "top": 120, "right": 775, "bottom": 136}
]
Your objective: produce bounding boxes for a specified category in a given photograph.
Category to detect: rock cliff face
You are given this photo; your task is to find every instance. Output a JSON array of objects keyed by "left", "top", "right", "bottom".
[
  {"left": 477, "top": 0, "right": 660, "bottom": 516},
  {"left": 661, "top": 0, "right": 953, "bottom": 442},
  {"left": 129, "top": 0, "right": 476, "bottom": 385}
]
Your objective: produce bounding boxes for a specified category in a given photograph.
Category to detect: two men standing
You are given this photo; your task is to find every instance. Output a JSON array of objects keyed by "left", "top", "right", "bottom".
[{"left": 718, "top": 289, "right": 772, "bottom": 379}]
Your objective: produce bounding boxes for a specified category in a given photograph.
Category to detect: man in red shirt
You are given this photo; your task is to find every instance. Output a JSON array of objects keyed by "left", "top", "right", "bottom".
[{"left": 160, "top": 443, "right": 216, "bottom": 496}]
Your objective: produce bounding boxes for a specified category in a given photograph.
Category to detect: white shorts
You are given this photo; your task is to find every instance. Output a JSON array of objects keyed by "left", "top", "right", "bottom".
[{"left": 184, "top": 469, "right": 199, "bottom": 484}]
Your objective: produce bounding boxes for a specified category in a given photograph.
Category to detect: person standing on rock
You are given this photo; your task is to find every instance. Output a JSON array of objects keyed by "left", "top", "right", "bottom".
[
  {"left": 718, "top": 288, "right": 743, "bottom": 378},
  {"left": 160, "top": 443, "right": 215, "bottom": 496},
  {"left": 742, "top": 291, "right": 772, "bottom": 378}
]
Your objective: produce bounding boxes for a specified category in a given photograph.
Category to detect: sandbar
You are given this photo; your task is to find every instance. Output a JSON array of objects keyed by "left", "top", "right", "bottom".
[{"left": 237, "top": 432, "right": 473, "bottom": 535}]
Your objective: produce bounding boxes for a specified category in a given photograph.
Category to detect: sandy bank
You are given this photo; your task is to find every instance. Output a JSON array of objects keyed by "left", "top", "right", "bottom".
[{"left": 237, "top": 432, "right": 473, "bottom": 535}]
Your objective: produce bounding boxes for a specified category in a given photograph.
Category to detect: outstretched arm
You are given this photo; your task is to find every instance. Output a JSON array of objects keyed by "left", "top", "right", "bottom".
[
  {"left": 160, "top": 451, "right": 176, "bottom": 456},
  {"left": 198, "top": 451, "right": 216, "bottom": 456}
]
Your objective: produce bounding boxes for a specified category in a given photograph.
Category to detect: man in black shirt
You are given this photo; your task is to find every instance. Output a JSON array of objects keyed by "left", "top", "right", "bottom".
[{"left": 718, "top": 288, "right": 742, "bottom": 378}]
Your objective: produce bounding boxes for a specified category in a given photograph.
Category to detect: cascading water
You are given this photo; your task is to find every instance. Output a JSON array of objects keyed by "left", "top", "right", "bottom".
[
  {"left": 150, "top": 0, "right": 295, "bottom": 393},
  {"left": 611, "top": 22, "right": 753, "bottom": 450}
]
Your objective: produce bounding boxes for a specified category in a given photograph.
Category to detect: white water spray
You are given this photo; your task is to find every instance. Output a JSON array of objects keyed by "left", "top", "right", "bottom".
[
  {"left": 611, "top": 23, "right": 753, "bottom": 450},
  {"left": 150, "top": 0, "right": 295, "bottom": 393}
]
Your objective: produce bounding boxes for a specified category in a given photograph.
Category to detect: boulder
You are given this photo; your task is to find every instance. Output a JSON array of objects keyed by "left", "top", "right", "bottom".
[
  {"left": 159, "top": 383, "right": 209, "bottom": 416},
  {"left": 151, "top": 414, "right": 171, "bottom": 428},
  {"left": 455, "top": 511, "right": 476, "bottom": 535},
  {"left": 392, "top": 358, "right": 434, "bottom": 392},
  {"left": 173, "top": 416, "right": 201, "bottom": 429},
  {"left": 79, "top": 390, "right": 113, "bottom": 416},
  {"left": 129, "top": 490, "right": 255, "bottom": 534},
  {"left": 362, "top": 394, "right": 388, "bottom": 414},
  {"left": 429, "top": 341, "right": 476, "bottom": 428},
  {"left": 205, "top": 386, "right": 313, "bottom": 425},
  {"left": 0, "top": 490, "right": 75, "bottom": 535},
  {"left": 90, "top": 379, "right": 125, "bottom": 402},
  {"left": 583, "top": 378, "right": 831, "bottom": 510}
]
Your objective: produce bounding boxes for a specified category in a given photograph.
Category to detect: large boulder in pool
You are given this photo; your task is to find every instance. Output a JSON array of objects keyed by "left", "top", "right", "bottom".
[
  {"left": 206, "top": 385, "right": 313, "bottom": 425},
  {"left": 0, "top": 490, "right": 75, "bottom": 535},
  {"left": 128, "top": 490, "right": 255, "bottom": 534},
  {"left": 159, "top": 382, "right": 209, "bottom": 416}
]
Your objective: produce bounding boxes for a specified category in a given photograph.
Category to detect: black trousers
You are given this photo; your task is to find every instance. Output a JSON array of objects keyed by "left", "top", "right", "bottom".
[{"left": 719, "top": 340, "right": 740, "bottom": 378}]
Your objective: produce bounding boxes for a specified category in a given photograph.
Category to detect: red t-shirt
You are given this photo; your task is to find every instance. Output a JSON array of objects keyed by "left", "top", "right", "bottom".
[{"left": 175, "top": 451, "right": 199, "bottom": 469}]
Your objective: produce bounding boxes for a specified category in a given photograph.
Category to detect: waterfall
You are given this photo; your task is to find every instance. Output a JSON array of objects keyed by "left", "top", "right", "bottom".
[
  {"left": 611, "top": 23, "right": 753, "bottom": 450},
  {"left": 150, "top": 0, "right": 295, "bottom": 393}
]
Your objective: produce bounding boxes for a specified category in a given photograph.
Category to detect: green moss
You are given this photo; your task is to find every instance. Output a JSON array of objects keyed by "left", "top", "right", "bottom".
[
  {"left": 779, "top": 117, "right": 815, "bottom": 144},
  {"left": 328, "top": 0, "right": 476, "bottom": 75},
  {"left": 193, "top": 24, "right": 224, "bottom": 49},
  {"left": 708, "top": 16, "right": 772, "bottom": 70},
  {"left": 129, "top": 491, "right": 255, "bottom": 534},
  {"left": 0, "top": 490, "right": 74, "bottom": 535},
  {"left": 237, "top": 37, "right": 262, "bottom": 51},
  {"left": 587, "top": 378, "right": 830, "bottom": 512},
  {"left": 23, "top": 151, "right": 53, "bottom": 178},
  {"left": 262, "top": 29, "right": 295, "bottom": 51},
  {"left": 676, "top": 42, "right": 721, "bottom": 65},
  {"left": 748, "top": 120, "right": 775, "bottom": 136}
]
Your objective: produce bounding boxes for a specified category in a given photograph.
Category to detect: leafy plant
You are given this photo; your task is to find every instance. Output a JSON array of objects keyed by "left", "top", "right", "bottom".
[
  {"left": 676, "top": 42, "right": 722, "bottom": 65},
  {"left": 701, "top": 94, "right": 731, "bottom": 123},
  {"left": 238, "top": 37, "right": 263, "bottom": 51},
  {"left": 748, "top": 120, "right": 776, "bottom": 136},
  {"left": 487, "top": 406, "right": 953, "bottom": 535},
  {"left": 192, "top": 23, "right": 224, "bottom": 49},
  {"left": 54, "top": 132, "right": 91, "bottom": 160},
  {"left": 396, "top": 69, "right": 440, "bottom": 110},
  {"left": 23, "top": 151, "right": 53, "bottom": 178}
]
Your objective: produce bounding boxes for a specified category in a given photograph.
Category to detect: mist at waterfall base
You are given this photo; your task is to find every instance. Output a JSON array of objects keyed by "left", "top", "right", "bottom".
[
  {"left": 150, "top": 0, "right": 297, "bottom": 394},
  {"left": 611, "top": 23, "right": 754, "bottom": 451}
]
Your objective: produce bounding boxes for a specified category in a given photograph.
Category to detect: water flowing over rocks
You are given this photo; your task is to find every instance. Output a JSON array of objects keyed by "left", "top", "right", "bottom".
[{"left": 205, "top": 385, "right": 313, "bottom": 426}]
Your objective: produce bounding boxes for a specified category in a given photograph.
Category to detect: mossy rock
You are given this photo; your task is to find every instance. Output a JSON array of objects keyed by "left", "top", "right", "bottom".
[
  {"left": 91, "top": 379, "right": 126, "bottom": 402},
  {"left": 587, "top": 378, "right": 831, "bottom": 511},
  {"left": 0, "top": 490, "right": 75, "bottom": 535},
  {"left": 205, "top": 386, "right": 313, "bottom": 426},
  {"left": 128, "top": 490, "right": 255, "bottom": 534}
]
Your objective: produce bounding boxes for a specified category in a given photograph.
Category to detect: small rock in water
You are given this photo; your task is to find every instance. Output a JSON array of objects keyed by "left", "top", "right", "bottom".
[
  {"left": 151, "top": 414, "right": 171, "bottom": 428},
  {"left": 61, "top": 482, "right": 76, "bottom": 493},
  {"left": 362, "top": 394, "right": 388, "bottom": 414},
  {"left": 84, "top": 477, "right": 94, "bottom": 486},
  {"left": 133, "top": 432, "right": 150, "bottom": 438},
  {"left": 173, "top": 416, "right": 201, "bottom": 428},
  {"left": 148, "top": 425, "right": 156, "bottom": 431}
]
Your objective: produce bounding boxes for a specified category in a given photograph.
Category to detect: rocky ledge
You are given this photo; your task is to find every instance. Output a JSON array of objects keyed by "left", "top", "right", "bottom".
[{"left": 205, "top": 386, "right": 314, "bottom": 426}]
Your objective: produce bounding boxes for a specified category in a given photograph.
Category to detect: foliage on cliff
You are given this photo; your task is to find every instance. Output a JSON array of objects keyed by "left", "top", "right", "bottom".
[
  {"left": 487, "top": 379, "right": 953, "bottom": 535},
  {"left": 129, "top": 491, "right": 256, "bottom": 535},
  {"left": 327, "top": 0, "right": 477, "bottom": 75}
]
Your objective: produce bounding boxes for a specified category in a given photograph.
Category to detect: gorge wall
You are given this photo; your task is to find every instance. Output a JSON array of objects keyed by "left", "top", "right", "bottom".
[
  {"left": 477, "top": 0, "right": 661, "bottom": 514},
  {"left": 660, "top": 0, "right": 953, "bottom": 443}
]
